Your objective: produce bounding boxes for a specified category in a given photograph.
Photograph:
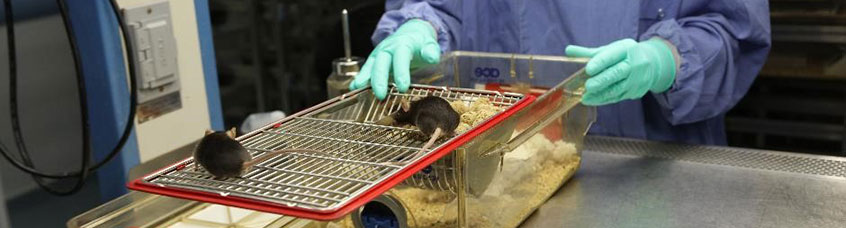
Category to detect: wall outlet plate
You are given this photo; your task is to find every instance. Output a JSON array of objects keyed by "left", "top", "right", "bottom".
[{"left": 123, "top": 0, "right": 182, "bottom": 122}]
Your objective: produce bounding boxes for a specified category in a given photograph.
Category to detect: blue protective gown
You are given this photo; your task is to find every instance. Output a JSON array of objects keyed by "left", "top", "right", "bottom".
[{"left": 373, "top": 0, "right": 771, "bottom": 145}]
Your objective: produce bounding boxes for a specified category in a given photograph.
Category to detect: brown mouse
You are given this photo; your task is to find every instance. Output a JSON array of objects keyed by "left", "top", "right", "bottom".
[
  {"left": 193, "top": 127, "right": 326, "bottom": 179},
  {"left": 379, "top": 96, "right": 460, "bottom": 165}
]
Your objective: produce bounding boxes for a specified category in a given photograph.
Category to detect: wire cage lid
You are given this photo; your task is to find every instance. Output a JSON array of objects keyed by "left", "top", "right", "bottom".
[{"left": 128, "top": 85, "right": 534, "bottom": 220}]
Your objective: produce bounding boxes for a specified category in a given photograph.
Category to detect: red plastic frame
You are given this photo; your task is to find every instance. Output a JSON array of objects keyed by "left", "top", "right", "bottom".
[{"left": 127, "top": 90, "right": 536, "bottom": 221}]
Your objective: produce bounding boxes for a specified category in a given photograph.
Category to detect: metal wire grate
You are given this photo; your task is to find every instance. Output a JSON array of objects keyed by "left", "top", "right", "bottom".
[
  {"left": 141, "top": 86, "right": 523, "bottom": 212},
  {"left": 362, "top": 87, "right": 518, "bottom": 123},
  {"left": 147, "top": 118, "right": 416, "bottom": 210},
  {"left": 371, "top": 87, "right": 516, "bottom": 193},
  {"left": 586, "top": 136, "right": 846, "bottom": 178}
]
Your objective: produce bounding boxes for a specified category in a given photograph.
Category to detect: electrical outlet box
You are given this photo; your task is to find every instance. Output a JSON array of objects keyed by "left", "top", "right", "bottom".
[{"left": 123, "top": 0, "right": 181, "bottom": 122}]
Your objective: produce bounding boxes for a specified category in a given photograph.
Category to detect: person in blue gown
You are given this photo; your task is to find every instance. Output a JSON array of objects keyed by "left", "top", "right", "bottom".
[{"left": 350, "top": 1, "right": 772, "bottom": 145}]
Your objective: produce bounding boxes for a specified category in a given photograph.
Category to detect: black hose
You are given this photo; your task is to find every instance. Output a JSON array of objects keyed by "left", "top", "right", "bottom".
[
  {"left": 1, "top": 0, "right": 90, "bottom": 195},
  {"left": 0, "top": 0, "right": 138, "bottom": 184}
]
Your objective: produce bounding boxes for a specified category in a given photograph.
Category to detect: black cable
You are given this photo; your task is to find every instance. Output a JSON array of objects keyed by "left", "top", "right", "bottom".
[
  {"left": 1, "top": 0, "right": 89, "bottom": 195},
  {"left": 98, "top": 0, "right": 139, "bottom": 172},
  {"left": 0, "top": 0, "right": 138, "bottom": 180},
  {"left": 13, "top": 0, "right": 90, "bottom": 195},
  {"left": 24, "top": 0, "right": 91, "bottom": 195}
]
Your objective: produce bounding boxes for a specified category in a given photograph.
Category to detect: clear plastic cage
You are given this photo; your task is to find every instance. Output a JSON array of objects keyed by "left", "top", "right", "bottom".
[{"left": 316, "top": 51, "right": 595, "bottom": 227}]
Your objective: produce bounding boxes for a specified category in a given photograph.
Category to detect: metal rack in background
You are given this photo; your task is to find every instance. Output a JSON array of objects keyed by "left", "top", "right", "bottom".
[
  {"left": 726, "top": 0, "right": 846, "bottom": 156},
  {"left": 209, "top": 0, "right": 384, "bottom": 127},
  {"left": 134, "top": 86, "right": 524, "bottom": 213}
]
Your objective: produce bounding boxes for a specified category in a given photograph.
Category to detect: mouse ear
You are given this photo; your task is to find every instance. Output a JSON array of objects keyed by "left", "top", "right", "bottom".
[
  {"left": 226, "top": 127, "right": 237, "bottom": 138},
  {"left": 204, "top": 129, "right": 214, "bottom": 136},
  {"left": 400, "top": 97, "right": 411, "bottom": 112}
]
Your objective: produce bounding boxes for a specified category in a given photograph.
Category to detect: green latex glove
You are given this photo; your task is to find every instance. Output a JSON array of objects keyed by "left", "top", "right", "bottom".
[
  {"left": 349, "top": 19, "right": 441, "bottom": 100},
  {"left": 565, "top": 38, "right": 677, "bottom": 106}
]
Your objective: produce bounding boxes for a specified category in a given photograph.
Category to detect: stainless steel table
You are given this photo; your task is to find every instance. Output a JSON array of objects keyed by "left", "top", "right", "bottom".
[
  {"left": 70, "top": 136, "right": 846, "bottom": 227},
  {"left": 521, "top": 136, "right": 846, "bottom": 228}
]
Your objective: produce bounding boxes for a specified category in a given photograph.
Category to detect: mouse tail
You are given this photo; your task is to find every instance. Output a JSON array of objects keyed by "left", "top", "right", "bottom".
[
  {"left": 243, "top": 149, "right": 328, "bottom": 168},
  {"left": 422, "top": 128, "right": 443, "bottom": 154},
  {"left": 401, "top": 127, "right": 443, "bottom": 164}
]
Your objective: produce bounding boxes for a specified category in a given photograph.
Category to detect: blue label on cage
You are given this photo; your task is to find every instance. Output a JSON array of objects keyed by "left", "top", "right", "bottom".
[
  {"left": 474, "top": 67, "right": 500, "bottom": 78},
  {"left": 470, "top": 67, "right": 505, "bottom": 84}
]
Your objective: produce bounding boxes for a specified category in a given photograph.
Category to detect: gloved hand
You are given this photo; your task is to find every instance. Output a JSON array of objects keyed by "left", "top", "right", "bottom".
[
  {"left": 349, "top": 19, "right": 441, "bottom": 100},
  {"left": 565, "top": 38, "right": 677, "bottom": 106}
]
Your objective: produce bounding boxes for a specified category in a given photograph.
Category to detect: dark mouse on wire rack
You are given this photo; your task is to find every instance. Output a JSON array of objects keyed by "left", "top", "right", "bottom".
[
  {"left": 378, "top": 96, "right": 460, "bottom": 165},
  {"left": 193, "top": 127, "right": 327, "bottom": 179}
]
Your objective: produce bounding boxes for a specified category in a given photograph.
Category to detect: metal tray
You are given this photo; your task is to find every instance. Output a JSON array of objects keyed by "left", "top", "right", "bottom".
[{"left": 127, "top": 85, "right": 533, "bottom": 220}]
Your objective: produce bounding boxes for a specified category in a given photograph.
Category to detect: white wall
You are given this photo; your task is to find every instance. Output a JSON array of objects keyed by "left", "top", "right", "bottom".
[{"left": 119, "top": 0, "right": 212, "bottom": 163}]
